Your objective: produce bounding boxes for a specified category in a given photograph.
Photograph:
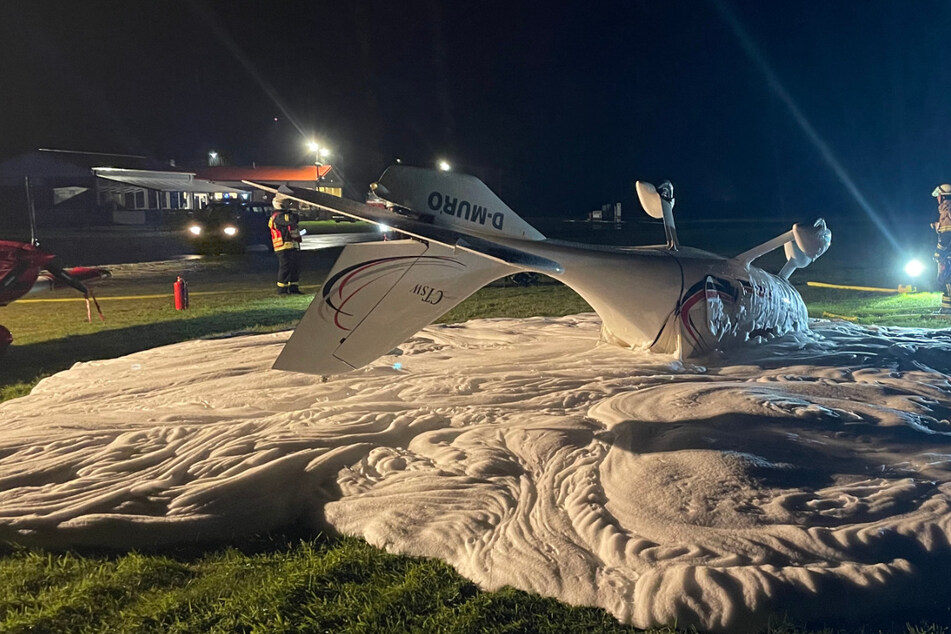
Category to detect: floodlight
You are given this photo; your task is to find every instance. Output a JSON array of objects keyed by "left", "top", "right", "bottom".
[{"left": 905, "top": 259, "right": 925, "bottom": 278}]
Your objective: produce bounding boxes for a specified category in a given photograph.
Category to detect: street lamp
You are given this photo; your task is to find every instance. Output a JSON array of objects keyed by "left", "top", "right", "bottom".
[
  {"left": 307, "top": 141, "right": 331, "bottom": 190},
  {"left": 208, "top": 151, "right": 219, "bottom": 166},
  {"left": 437, "top": 159, "right": 451, "bottom": 172}
]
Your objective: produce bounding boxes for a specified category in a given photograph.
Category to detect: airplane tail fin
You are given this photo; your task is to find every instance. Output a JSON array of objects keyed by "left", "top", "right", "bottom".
[
  {"left": 274, "top": 239, "right": 513, "bottom": 375},
  {"left": 372, "top": 165, "right": 546, "bottom": 242}
]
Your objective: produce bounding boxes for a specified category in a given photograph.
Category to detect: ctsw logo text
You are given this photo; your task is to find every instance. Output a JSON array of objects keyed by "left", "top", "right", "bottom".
[
  {"left": 427, "top": 191, "right": 504, "bottom": 230},
  {"left": 411, "top": 283, "right": 443, "bottom": 305}
]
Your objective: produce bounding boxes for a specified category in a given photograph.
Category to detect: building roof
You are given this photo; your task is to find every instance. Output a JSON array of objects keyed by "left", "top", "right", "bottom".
[
  {"left": 92, "top": 168, "right": 244, "bottom": 194},
  {"left": 0, "top": 149, "right": 173, "bottom": 179},
  {"left": 196, "top": 165, "right": 332, "bottom": 182}
]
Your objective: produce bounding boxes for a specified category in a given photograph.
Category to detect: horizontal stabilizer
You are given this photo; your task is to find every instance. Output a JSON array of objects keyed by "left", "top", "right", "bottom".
[{"left": 274, "top": 239, "right": 512, "bottom": 375}]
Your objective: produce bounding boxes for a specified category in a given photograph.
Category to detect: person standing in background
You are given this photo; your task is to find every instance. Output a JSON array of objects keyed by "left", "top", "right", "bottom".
[
  {"left": 269, "top": 195, "right": 303, "bottom": 295},
  {"left": 932, "top": 184, "right": 951, "bottom": 314}
]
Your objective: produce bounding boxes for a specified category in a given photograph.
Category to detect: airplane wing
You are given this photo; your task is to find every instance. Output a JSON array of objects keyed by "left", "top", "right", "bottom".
[
  {"left": 242, "top": 182, "right": 562, "bottom": 275},
  {"left": 28, "top": 265, "right": 111, "bottom": 295},
  {"left": 243, "top": 181, "right": 564, "bottom": 376},
  {"left": 274, "top": 238, "right": 512, "bottom": 375}
]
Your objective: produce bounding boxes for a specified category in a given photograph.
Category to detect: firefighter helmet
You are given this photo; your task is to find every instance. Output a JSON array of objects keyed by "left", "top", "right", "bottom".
[
  {"left": 933, "top": 184, "right": 951, "bottom": 198},
  {"left": 273, "top": 194, "right": 298, "bottom": 210}
]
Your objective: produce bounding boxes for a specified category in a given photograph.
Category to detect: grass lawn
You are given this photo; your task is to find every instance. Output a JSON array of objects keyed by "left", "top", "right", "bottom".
[
  {"left": 0, "top": 256, "right": 949, "bottom": 633},
  {"left": 0, "top": 533, "right": 664, "bottom": 634},
  {"left": 799, "top": 286, "right": 947, "bottom": 327}
]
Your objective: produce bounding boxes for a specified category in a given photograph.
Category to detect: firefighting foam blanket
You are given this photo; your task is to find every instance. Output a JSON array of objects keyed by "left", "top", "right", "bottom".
[{"left": 6, "top": 318, "right": 951, "bottom": 632}]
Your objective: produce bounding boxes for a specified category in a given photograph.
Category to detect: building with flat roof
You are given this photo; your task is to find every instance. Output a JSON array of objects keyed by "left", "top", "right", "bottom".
[{"left": 0, "top": 149, "right": 342, "bottom": 228}]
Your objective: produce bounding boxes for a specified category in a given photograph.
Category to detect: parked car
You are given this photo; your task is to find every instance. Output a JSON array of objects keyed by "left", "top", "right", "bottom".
[{"left": 185, "top": 201, "right": 272, "bottom": 254}]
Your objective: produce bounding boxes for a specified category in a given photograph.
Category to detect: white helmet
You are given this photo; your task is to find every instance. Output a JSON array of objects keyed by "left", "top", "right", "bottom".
[
  {"left": 272, "top": 184, "right": 295, "bottom": 209},
  {"left": 933, "top": 184, "right": 951, "bottom": 198}
]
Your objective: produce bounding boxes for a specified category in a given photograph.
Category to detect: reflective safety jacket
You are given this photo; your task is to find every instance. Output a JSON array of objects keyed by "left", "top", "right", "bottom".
[
  {"left": 937, "top": 200, "right": 951, "bottom": 233},
  {"left": 935, "top": 200, "right": 951, "bottom": 263},
  {"left": 269, "top": 211, "right": 302, "bottom": 251}
]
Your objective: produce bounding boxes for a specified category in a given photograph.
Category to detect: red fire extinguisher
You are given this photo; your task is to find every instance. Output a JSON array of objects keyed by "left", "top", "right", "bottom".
[{"left": 174, "top": 276, "right": 189, "bottom": 310}]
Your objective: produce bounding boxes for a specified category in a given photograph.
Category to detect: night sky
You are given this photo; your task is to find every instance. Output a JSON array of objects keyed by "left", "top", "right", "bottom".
[{"left": 3, "top": 1, "right": 951, "bottom": 228}]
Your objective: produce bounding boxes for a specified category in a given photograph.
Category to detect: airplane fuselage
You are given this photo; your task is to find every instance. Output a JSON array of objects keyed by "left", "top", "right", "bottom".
[
  {"left": 246, "top": 166, "right": 824, "bottom": 375},
  {"left": 489, "top": 236, "right": 808, "bottom": 356}
]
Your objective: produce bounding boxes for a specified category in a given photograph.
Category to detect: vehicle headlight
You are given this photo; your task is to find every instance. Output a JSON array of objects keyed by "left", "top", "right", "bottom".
[
  {"left": 188, "top": 225, "right": 202, "bottom": 236},
  {"left": 223, "top": 226, "right": 238, "bottom": 236}
]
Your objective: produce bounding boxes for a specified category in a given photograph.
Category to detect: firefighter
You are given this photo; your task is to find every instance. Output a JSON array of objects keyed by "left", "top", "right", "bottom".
[
  {"left": 933, "top": 184, "right": 951, "bottom": 313},
  {"left": 269, "top": 195, "right": 303, "bottom": 294}
]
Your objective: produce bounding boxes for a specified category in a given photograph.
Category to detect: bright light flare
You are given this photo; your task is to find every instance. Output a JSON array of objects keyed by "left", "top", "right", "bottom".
[
  {"left": 223, "top": 226, "right": 238, "bottom": 236},
  {"left": 905, "top": 259, "right": 926, "bottom": 278},
  {"left": 308, "top": 141, "right": 331, "bottom": 158},
  {"left": 437, "top": 160, "right": 451, "bottom": 171},
  {"left": 712, "top": 0, "right": 900, "bottom": 254},
  {"left": 188, "top": 225, "right": 202, "bottom": 236},
  {"left": 379, "top": 224, "right": 391, "bottom": 233}
]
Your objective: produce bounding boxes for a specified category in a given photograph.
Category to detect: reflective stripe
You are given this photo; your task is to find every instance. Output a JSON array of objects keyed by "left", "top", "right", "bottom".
[
  {"left": 269, "top": 213, "right": 302, "bottom": 249},
  {"left": 269, "top": 222, "right": 286, "bottom": 249}
]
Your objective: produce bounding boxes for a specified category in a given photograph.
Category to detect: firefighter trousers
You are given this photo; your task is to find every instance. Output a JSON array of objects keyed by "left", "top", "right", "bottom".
[{"left": 276, "top": 248, "right": 301, "bottom": 289}]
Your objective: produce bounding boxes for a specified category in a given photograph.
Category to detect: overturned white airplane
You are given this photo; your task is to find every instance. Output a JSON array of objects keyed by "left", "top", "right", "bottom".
[{"left": 246, "top": 166, "right": 830, "bottom": 375}]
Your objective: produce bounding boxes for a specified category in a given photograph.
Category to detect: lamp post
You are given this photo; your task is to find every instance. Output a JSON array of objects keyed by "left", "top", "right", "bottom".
[{"left": 307, "top": 141, "right": 331, "bottom": 191}]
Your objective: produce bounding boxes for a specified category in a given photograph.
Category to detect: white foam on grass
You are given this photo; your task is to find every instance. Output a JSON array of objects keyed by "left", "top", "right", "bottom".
[{"left": 2, "top": 315, "right": 951, "bottom": 631}]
